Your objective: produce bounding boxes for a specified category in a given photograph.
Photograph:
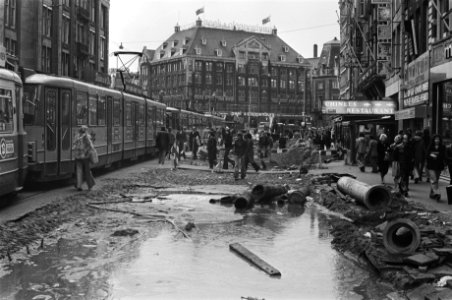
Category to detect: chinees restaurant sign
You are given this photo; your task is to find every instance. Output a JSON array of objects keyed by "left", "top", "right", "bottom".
[{"left": 321, "top": 100, "right": 395, "bottom": 115}]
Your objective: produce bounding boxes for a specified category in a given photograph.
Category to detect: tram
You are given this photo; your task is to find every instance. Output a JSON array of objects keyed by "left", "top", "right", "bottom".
[
  {"left": 23, "top": 74, "right": 166, "bottom": 182},
  {"left": 0, "top": 68, "right": 27, "bottom": 196}
]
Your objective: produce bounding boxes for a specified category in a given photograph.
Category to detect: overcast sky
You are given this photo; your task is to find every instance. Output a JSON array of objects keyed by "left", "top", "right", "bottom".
[{"left": 109, "top": 0, "right": 340, "bottom": 70}]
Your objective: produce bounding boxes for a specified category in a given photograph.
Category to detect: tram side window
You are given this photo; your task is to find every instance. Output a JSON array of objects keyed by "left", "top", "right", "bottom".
[
  {"left": 97, "top": 96, "right": 106, "bottom": 126},
  {"left": 125, "top": 102, "right": 132, "bottom": 126},
  {"left": 147, "top": 107, "right": 153, "bottom": 131},
  {"left": 75, "top": 92, "right": 88, "bottom": 125},
  {"left": 113, "top": 98, "right": 121, "bottom": 126},
  {"left": 24, "top": 85, "right": 43, "bottom": 126},
  {"left": 89, "top": 95, "right": 98, "bottom": 126},
  {"left": 0, "top": 89, "right": 13, "bottom": 132},
  {"left": 46, "top": 89, "right": 57, "bottom": 151},
  {"left": 138, "top": 104, "right": 145, "bottom": 125}
]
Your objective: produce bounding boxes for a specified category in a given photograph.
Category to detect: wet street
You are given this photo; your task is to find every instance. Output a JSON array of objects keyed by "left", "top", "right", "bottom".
[{"left": 0, "top": 181, "right": 394, "bottom": 300}]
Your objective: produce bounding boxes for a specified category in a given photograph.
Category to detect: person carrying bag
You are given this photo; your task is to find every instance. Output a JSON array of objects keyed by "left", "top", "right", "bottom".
[{"left": 72, "top": 125, "right": 96, "bottom": 191}]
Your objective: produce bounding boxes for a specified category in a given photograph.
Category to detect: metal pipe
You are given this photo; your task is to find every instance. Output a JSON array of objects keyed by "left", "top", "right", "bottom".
[
  {"left": 234, "top": 192, "right": 254, "bottom": 210},
  {"left": 337, "top": 177, "right": 391, "bottom": 210}
]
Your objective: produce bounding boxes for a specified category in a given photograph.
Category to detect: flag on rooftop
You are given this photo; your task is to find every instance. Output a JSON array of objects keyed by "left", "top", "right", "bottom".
[
  {"left": 262, "top": 16, "right": 271, "bottom": 25},
  {"left": 196, "top": 7, "right": 205, "bottom": 16}
]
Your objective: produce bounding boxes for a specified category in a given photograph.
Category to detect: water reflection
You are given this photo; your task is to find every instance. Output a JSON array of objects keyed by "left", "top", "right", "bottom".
[{"left": 0, "top": 194, "right": 394, "bottom": 300}]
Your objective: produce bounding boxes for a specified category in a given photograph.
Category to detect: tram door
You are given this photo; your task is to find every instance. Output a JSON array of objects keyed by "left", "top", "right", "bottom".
[
  {"left": 44, "top": 88, "right": 72, "bottom": 177},
  {"left": 131, "top": 102, "right": 138, "bottom": 159},
  {"left": 106, "top": 96, "right": 112, "bottom": 164}
]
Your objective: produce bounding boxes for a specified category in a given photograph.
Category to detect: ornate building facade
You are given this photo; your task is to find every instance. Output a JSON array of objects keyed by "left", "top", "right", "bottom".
[{"left": 140, "top": 19, "right": 311, "bottom": 115}]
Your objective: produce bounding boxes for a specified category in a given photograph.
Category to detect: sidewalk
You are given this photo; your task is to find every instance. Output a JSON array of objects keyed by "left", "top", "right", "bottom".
[{"left": 310, "top": 160, "right": 452, "bottom": 214}]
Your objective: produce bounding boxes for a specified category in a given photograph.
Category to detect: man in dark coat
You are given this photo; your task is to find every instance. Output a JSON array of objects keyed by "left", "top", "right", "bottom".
[
  {"left": 222, "top": 127, "right": 235, "bottom": 169},
  {"left": 244, "top": 133, "right": 260, "bottom": 176},
  {"left": 207, "top": 131, "right": 218, "bottom": 169},
  {"left": 189, "top": 127, "right": 200, "bottom": 159},
  {"left": 156, "top": 127, "right": 169, "bottom": 165},
  {"left": 176, "top": 127, "right": 187, "bottom": 159},
  {"left": 412, "top": 131, "right": 426, "bottom": 183}
]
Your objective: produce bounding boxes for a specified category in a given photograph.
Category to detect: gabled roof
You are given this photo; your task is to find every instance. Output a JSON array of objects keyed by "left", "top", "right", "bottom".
[
  {"left": 150, "top": 22, "right": 306, "bottom": 65},
  {"left": 318, "top": 37, "right": 340, "bottom": 69}
]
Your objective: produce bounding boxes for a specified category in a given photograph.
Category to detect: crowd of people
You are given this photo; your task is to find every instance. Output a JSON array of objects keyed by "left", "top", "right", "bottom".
[
  {"left": 155, "top": 126, "right": 301, "bottom": 180},
  {"left": 354, "top": 129, "right": 452, "bottom": 202}
]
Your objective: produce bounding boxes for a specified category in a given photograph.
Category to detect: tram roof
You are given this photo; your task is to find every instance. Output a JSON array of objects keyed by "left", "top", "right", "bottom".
[{"left": 0, "top": 68, "right": 22, "bottom": 85}]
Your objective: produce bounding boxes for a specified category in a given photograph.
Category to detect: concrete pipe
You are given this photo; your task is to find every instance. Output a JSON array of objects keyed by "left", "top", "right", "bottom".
[
  {"left": 287, "top": 187, "right": 310, "bottom": 205},
  {"left": 337, "top": 176, "right": 391, "bottom": 210},
  {"left": 251, "top": 184, "right": 289, "bottom": 203},
  {"left": 234, "top": 192, "right": 254, "bottom": 210},
  {"left": 383, "top": 219, "right": 420, "bottom": 255}
]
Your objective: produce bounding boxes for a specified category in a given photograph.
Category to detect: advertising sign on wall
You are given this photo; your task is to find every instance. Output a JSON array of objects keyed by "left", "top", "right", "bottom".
[{"left": 321, "top": 100, "right": 395, "bottom": 115}]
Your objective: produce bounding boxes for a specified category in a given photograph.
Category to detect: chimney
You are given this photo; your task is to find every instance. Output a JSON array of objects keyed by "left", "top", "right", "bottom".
[
  {"left": 196, "top": 18, "right": 202, "bottom": 27},
  {"left": 271, "top": 27, "right": 277, "bottom": 35},
  {"left": 175, "top": 23, "right": 180, "bottom": 32},
  {"left": 313, "top": 44, "right": 318, "bottom": 58}
]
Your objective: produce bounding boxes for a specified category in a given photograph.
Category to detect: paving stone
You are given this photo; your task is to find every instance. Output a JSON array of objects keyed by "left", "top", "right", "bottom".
[
  {"left": 405, "top": 253, "right": 439, "bottom": 267},
  {"left": 407, "top": 283, "right": 439, "bottom": 300},
  {"left": 433, "top": 248, "right": 452, "bottom": 256},
  {"left": 403, "top": 266, "right": 436, "bottom": 284},
  {"left": 428, "top": 265, "right": 452, "bottom": 277}
]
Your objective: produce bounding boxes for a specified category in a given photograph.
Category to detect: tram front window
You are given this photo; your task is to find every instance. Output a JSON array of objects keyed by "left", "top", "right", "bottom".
[{"left": 0, "top": 89, "right": 13, "bottom": 132}]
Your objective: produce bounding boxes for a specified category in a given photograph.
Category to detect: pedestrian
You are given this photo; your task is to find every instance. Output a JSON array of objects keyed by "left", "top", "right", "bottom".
[
  {"left": 167, "top": 128, "right": 175, "bottom": 160},
  {"left": 72, "top": 125, "right": 95, "bottom": 191},
  {"left": 390, "top": 135, "right": 402, "bottom": 192},
  {"left": 367, "top": 135, "right": 379, "bottom": 173},
  {"left": 176, "top": 127, "right": 187, "bottom": 159},
  {"left": 412, "top": 131, "right": 426, "bottom": 183},
  {"left": 156, "top": 127, "right": 169, "bottom": 165},
  {"left": 232, "top": 133, "right": 247, "bottom": 180},
  {"left": 393, "top": 134, "right": 412, "bottom": 197},
  {"left": 222, "top": 127, "right": 235, "bottom": 169},
  {"left": 377, "top": 133, "right": 391, "bottom": 184},
  {"left": 278, "top": 133, "right": 287, "bottom": 151},
  {"left": 244, "top": 132, "right": 260, "bottom": 176},
  {"left": 189, "top": 126, "right": 200, "bottom": 159},
  {"left": 355, "top": 132, "right": 367, "bottom": 172},
  {"left": 426, "top": 135, "right": 446, "bottom": 201},
  {"left": 446, "top": 141, "right": 452, "bottom": 185},
  {"left": 207, "top": 131, "right": 218, "bottom": 169}
]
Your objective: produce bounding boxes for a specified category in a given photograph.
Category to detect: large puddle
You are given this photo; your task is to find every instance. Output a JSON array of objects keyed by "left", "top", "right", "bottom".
[{"left": 0, "top": 189, "right": 394, "bottom": 300}]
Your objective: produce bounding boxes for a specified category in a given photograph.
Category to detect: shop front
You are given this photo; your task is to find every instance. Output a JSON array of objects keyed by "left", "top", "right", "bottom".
[
  {"left": 399, "top": 51, "right": 430, "bottom": 132},
  {"left": 431, "top": 35, "right": 452, "bottom": 143},
  {"left": 322, "top": 100, "right": 396, "bottom": 163}
]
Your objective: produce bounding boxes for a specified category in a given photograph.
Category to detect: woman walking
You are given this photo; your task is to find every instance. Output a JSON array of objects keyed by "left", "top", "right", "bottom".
[
  {"left": 72, "top": 125, "right": 95, "bottom": 191},
  {"left": 426, "top": 135, "right": 445, "bottom": 201},
  {"left": 377, "top": 134, "right": 390, "bottom": 184},
  {"left": 390, "top": 135, "right": 402, "bottom": 192}
]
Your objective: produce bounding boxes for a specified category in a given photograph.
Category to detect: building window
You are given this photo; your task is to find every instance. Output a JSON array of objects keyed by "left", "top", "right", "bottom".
[
  {"left": 89, "top": 31, "right": 95, "bottom": 55},
  {"left": 206, "top": 62, "right": 213, "bottom": 72},
  {"left": 279, "top": 55, "right": 286, "bottom": 62},
  {"left": 215, "top": 49, "right": 222, "bottom": 57},
  {"left": 195, "top": 47, "right": 201, "bottom": 55},
  {"left": 216, "top": 75, "right": 223, "bottom": 85},
  {"left": 249, "top": 65, "right": 259, "bottom": 75},
  {"left": 289, "top": 80, "right": 295, "bottom": 90},
  {"left": 206, "top": 74, "right": 212, "bottom": 85},
  {"left": 43, "top": 5, "right": 52, "bottom": 37},
  {"left": 90, "top": 0, "right": 95, "bottom": 22},
  {"left": 332, "top": 80, "right": 339, "bottom": 89},
  {"left": 5, "top": 0, "right": 16, "bottom": 28},
  {"left": 62, "top": 15, "right": 70, "bottom": 45},
  {"left": 62, "top": 52, "right": 70, "bottom": 76},
  {"left": 100, "top": 5, "right": 108, "bottom": 30},
  {"left": 41, "top": 46, "right": 51, "bottom": 73},
  {"left": 195, "top": 61, "right": 203, "bottom": 71},
  {"left": 317, "top": 82, "right": 324, "bottom": 90},
  {"left": 226, "top": 64, "right": 234, "bottom": 73},
  {"left": 262, "top": 52, "right": 269, "bottom": 60},
  {"left": 100, "top": 36, "right": 106, "bottom": 60},
  {"left": 238, "top": 90, "right": 246, "bottom": 102},
  {"left": 201, "top": 37, "right": 207, "bottom": 45},
  {"left": 283, "top": 46, "right": 289, "bottom": 53},
  {"left": 280, "top": 79, "right": 286, "bottom": 89},
  {"left": 271, "top": 78, "right": 277, "bottom": 88},
  {"left": 194, "top": 73, "right": 202, "bottom": 84},
  {"left": 238, "top": 76, "right": 245, "bottom": 86},
  {"left": 248, "top": 77, "right": 258, "bottom": 87},
  {"left": 226, "top": 74, "right": 233, "bottom": 86},
  {"left": 239, "top": 51, "right": 245, "bottom": 59}
]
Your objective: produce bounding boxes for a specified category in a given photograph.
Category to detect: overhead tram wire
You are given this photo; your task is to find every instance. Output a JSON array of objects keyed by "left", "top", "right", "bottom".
[{"left": 280, "top": 23, "right": 338, "bottom": 34}]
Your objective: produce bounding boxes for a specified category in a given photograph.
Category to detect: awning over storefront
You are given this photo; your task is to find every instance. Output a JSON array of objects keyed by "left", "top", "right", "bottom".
[{"left": 394, "top": 105, "right": 427, "bottom": 120}]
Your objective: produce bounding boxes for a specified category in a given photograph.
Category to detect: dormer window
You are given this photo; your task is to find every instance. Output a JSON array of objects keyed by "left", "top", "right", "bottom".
[
  {"left": 172, "top": 40, "right": 178, "bottom": 47},
  {"left": 221, "top": 40, "right": 227, "bottom": 47},
  {"left": 215, "top": 49, "right": 222, "bottom": 57},
  {"left": 279, "top": 55, "right": 286, "bottom": 62},
  {"left": 183, "top": 37, "right": 190, "bottom": 45},
  {"left": 180, "top": 48, "right": 187, "bottom": 55},
  {"left": 297, "top": 56, "right": 304, "bottom": 63},
  {"left": 195, "top": 47, "right": 202, "bottom": 55},
  {"left": 201, "top": 37, "right": 207, "bottom": 45},
  {"left": 159, "top": 51, "right": 165, "bottom": 59},
  {"left": 171, "top": 49, "right": 176, "bottom": 56},
  {"left": 162, "top": 42, "right": 168, "bottom": 49},
  {"left": 283, "top": 46, "right": 289, "bottom": 53}
]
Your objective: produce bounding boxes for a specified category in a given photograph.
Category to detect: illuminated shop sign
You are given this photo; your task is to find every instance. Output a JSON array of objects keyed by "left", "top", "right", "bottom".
[{"left": 321, "top": 100, "right": 395, "bottom": 115}]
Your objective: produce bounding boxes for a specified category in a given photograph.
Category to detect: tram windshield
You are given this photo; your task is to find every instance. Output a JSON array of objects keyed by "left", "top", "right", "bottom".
[{"left": 0, "top": 88, "right": 13, "bottom": 132}]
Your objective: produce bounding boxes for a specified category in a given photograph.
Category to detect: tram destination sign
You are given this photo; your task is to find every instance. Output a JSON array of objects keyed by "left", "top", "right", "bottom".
[{"left": 321, "top": 100, "right": 395, "bottom": 115}]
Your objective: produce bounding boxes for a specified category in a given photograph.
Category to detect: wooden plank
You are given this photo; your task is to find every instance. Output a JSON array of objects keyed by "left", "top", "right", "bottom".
[{"left": 229, "top": 243, "right": 281, "bottom": 276}]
